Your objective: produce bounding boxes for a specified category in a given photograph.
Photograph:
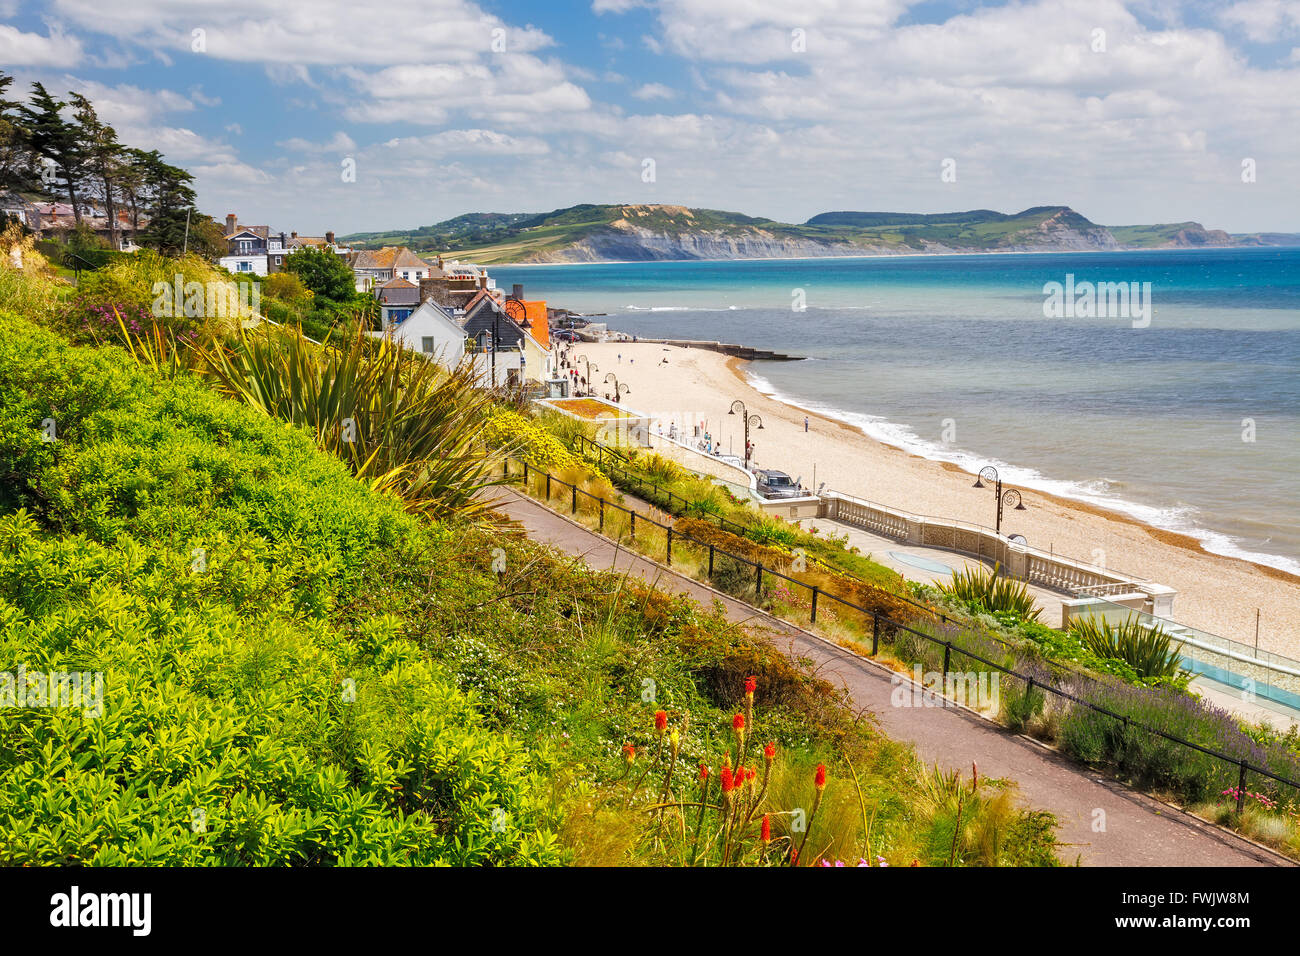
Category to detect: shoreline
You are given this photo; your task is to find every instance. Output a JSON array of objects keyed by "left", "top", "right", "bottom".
[
  {"left": 573, "top": 341, "right": 1300, "bottom": 656},
  {"left": 724, "top": 356, "right": 1300, "bottom": 589},
  {"left": 726, "top": 357, "right": 1300, "bottom": 586}
]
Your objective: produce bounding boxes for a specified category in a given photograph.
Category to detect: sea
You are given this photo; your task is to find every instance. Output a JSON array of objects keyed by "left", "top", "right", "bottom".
[{"left": 496, "top": 248, "right": 1300, "bottom": 575}]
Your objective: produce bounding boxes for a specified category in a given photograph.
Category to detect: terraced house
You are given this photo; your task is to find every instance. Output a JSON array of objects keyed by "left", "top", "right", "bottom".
[
  {"left": 347, "top": 246, "right": 435, "bottom": 293},
  {"left": 218, "top": 212, "right": 350, "bottom": 275}
]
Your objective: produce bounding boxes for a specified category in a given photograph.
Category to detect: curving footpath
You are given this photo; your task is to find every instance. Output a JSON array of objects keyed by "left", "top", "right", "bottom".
[{"left": 489, "top": 485, "right": 1291, "bottom": 867}]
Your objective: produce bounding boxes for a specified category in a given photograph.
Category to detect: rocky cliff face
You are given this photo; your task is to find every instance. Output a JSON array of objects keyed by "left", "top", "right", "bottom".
[{"left": 520, "top": 219, "right": 1130, "bottom": 262}]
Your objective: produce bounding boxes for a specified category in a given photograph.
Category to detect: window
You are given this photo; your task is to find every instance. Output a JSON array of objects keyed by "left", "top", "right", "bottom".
[
  {"left": 238, "top": 240, "right": 252, "bottom": 254},
  {"left": 421, "top": 336, "right": 434, "bottom": 354},
  {"left": 237, "top": 261, "right": 251, "bottom": 272}
]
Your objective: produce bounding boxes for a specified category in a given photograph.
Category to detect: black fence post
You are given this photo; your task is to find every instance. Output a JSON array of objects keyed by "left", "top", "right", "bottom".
[
  {"left": 810, "top": 586, "right": 819, "bottom": 624},
  {"left": 1237, "top": 762, "right": 1248, "bottom": 813},
  {"left": 755, "top": 564, "right": 762, "bottom": 598},
  {"left": 666, "top": 527, "right": 673, "bottom": 565},
  {"left": 599, "top": 498, "right": 605, "bottom": 532},
  {"left": 943, "top": 641, "right": 952, "bottom": 675},
  {"left": 571, "top": 485, "right": 577, "bottom": 514},
  {"left": 871, "top": 613, "right": 879, "bottom": 655},
  {"left": 630, "top": 511, "right": 636, "bottom": 539},
  {"left": 708, "top": 544, "right": 715, "bottom": 577},
  {"left": 546, "top": 474, "right": 551, "bottom": 500}
]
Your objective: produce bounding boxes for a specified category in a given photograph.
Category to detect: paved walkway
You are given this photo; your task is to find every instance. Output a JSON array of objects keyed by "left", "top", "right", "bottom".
[{"left": 489, "top": 485, "right": 1289, "bottom": 867}]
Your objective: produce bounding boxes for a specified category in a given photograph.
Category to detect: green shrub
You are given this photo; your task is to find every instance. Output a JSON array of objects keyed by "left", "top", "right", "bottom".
[
  {"left": 0, "top": 313, "right": 562, "bottom": 865},
  {"left": 1069, "top": 615, "right": 1185, "bottom": 682},
  {"left": 936, "top": 563, "right": 1041, "bottom": 622}
]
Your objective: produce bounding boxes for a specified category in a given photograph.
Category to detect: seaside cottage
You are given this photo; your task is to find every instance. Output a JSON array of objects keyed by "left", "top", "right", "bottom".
[
  {"left": 462, "top": 294, "right": 555, "bottom": 387},
  {"left": 382, "top": 299, "right": 468, "bottom": 368}
]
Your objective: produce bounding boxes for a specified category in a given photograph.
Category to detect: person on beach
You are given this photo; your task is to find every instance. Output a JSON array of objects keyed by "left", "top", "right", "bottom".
[
  {"left": 804, "top": 416, "right": 809, "bottom": 432},
  {"left": 618, "top": 353, "right": 622, "bottom": 363}
]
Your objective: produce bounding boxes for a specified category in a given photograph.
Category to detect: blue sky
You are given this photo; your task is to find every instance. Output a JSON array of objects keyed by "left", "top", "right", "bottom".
[{"left": 2, "top": 0, "right": 1298, "bottom": 234}]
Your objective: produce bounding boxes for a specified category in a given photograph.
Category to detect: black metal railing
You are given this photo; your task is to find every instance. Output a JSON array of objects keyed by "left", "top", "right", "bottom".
[{"left": 502, "top": 452, "right": 1300, "bottom": 812}]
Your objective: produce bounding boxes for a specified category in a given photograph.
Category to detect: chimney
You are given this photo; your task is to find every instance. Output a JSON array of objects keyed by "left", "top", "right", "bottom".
[
  {"left": 225, "top": 213, "right": 237, "bottom": 234},
  {"left": 479, "top": 269, "right": 487, "bottom": 290},
  {"left": 291, "top": 231, "right": 297, "bottom": 239},
  {"left": 512, "top": 283, "right": 524, "bottom": 300},
  {"left": 326, "top": 230, "right": 335, "bottom": 245},
  {"left": 280, "top": 232, "right": 286, "bottom": 247}
]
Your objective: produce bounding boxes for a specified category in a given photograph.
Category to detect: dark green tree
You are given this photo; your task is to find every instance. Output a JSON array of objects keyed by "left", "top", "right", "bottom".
[
  {"left": 130, "top": 149, "right": 198, "bottom": 254},
  {"left": 0, "top": 71, "right": 40, "bottom": 196},
  {"left": 16, "top": 82, "right": 85, "bottom": 221},
  {"left": 70, "top": 93, "right": 123, "bottom": 249},
  {"left": 283, "top": 246, "right": 357, "bottom": 302}
]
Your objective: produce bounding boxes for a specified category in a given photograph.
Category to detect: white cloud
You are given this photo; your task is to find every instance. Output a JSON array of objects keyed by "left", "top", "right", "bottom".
[
  {"left": 1218, "top": 0, "right": 1300, "bottom": 43},
  {"left": 631, "top": 82, "right": 676, "bottom": 100},
  {"left": 278, "top": 131, "right": 357, "bottom": 153},
  {"left": 49, "top": 0, "right": 553, "bottom": 64},
  {"left": 0, "top": 24, "right": 83, "bottom": 65}
]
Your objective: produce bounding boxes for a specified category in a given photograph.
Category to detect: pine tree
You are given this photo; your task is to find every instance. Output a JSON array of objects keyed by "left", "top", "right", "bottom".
[
  {"left": 70, "top": 93, "right": 124, "bottom": 249},
  {"left": 16, "top": 82, "right": 85, "bottom": 223}
]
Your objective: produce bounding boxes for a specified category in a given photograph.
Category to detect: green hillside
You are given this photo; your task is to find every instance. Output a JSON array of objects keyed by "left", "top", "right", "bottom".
[
  {"left": 342, "top": 203, "right": 1120, "bottom": 263},
  {"left": 340, "top": 202, "right": 1263, "bottom": 264}
]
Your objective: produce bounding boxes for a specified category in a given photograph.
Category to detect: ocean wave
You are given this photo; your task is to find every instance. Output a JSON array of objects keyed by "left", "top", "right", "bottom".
[{"left": 743, "top": 370, "right": 1300, "bottom": 578}]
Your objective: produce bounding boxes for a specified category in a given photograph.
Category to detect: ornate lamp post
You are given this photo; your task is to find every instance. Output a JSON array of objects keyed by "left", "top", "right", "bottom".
[
  {"left": 603, "top": 372, "right": 630, "bottom": 403},
  {"left": 573, "top": 353, "right": 597, "bottom": 396},
  {"left": 973, "top": 465, "right": 1026, "bottom": 535},
  {"left": 728, "top": 399, "right": 764, "bottom": 467}
]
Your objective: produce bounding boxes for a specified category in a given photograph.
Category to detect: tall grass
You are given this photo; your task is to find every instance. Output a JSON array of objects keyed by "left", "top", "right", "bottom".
[{"left": 200, "top": 322, "right": 502, "bottom": 520}]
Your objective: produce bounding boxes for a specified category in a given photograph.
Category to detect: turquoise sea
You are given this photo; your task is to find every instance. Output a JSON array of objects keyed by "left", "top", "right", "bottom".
[{"left": 497, "top": 248, "right": 1300, "bottom": 575}]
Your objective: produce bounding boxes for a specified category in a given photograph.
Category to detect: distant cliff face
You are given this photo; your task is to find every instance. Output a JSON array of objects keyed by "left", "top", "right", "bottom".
[
  {"left": 526, "top": 226, "right": 863, "bottom": 262},
  {"left": 517, "top": 213, "right": 1126, "bottom": 263},
  {"left": 345, "top": 202, "right": 1267, "bottom": 264}
]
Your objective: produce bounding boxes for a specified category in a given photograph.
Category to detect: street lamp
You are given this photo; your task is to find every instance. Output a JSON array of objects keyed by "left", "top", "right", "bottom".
[
  {"left": 603, "top": 372, "right": 630, "bottom": 403},
  {"left": 573, "top": 353, "right": 597, "bottom": 396},
  {"left": 728, "top": 399, "right": 764, "bottom": 468},
  {"left": 973, "top": 465, "right": 1026, "bottom": 535}
]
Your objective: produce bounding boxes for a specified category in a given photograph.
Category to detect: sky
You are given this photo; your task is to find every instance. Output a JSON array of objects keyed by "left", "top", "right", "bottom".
[{"left": 2, "top": 0, "right": 1299, "bottom": 235}]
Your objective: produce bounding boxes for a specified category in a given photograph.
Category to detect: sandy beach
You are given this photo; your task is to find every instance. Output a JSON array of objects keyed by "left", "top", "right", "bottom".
[{"left": 576, "top": 340, "right": 1300, "bottom": 657}]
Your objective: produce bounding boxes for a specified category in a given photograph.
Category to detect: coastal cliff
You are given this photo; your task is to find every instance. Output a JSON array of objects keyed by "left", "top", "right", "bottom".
[{"left": 344, "top": 203, "right": 1282, "bottom": 264}]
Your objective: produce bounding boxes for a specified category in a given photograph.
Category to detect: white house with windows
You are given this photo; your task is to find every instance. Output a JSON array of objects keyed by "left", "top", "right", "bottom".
[{"left": 385, "top": 300, "right": 467, "bottom": 367}]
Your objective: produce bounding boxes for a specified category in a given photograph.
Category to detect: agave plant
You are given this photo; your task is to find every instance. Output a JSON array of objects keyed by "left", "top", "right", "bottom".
[
  {"left": 199, "top": 322, "right": 503, "bottom": 521},
  {"left": 1069, "top": 614, "right": 1185, "bottom": 681},
  {"left": 935, "top": 563, "right": 1042, "bottom": 622}
]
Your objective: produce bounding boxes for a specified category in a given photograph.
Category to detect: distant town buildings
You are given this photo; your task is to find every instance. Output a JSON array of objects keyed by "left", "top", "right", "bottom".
[
  {"left": 214, "top": 212, "right": 560, "bottom": 390},
  {"left": 217, "top": 212, "right": 352, "bottom": 276}
]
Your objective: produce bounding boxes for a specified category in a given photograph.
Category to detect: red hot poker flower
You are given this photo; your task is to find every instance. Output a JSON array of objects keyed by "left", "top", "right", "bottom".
[
  {"left": 745, "top": 675, "right": 757, "bottom": 696},
  {"left": 623, "top": 744, "right": 636, "bottom": 762},
  {"left": 761, "top": 814, "right": 771, "bottom": 844},
  {"left": 720, "top": 766, "right": 735, "bottom": 793},
  {"left": 699, "top": 763, "right": 710, "bottom": 782},
  {"left": 764, "top": 741, "right": 776, "bottom": 762},
  {"left": 815, "top": 763, "right": 827, "bottom": 790},
  {"left": 654, "top": 710, "right": 668, "bottom": 733},
  {"left": 733, "top": 713, "right": 745, "bottom": 731}
]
